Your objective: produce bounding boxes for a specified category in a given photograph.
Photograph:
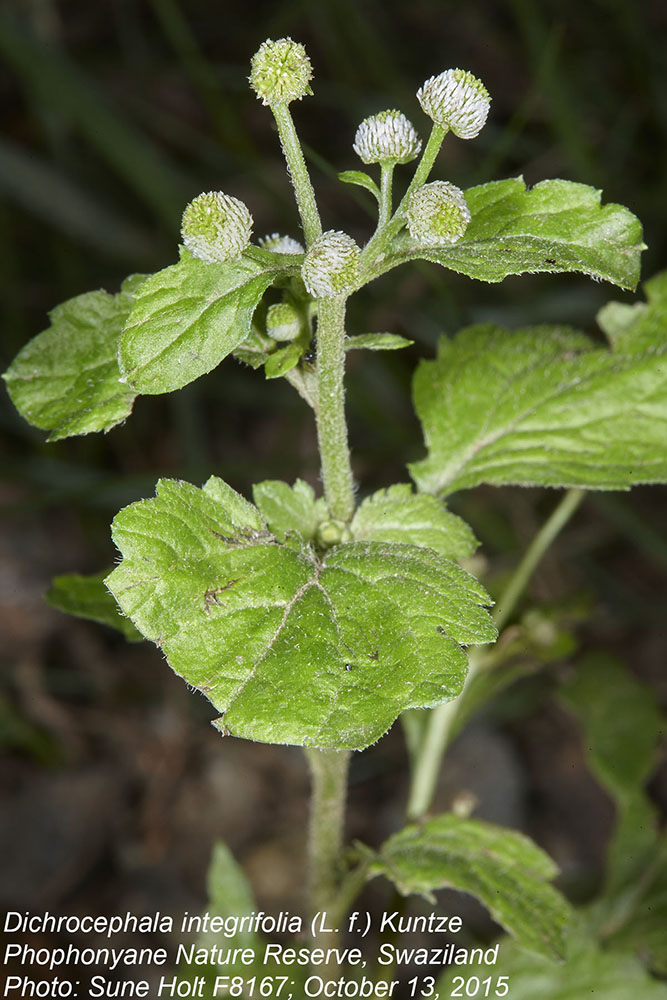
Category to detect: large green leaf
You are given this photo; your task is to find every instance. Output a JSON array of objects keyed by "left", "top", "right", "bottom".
[
  {"left": 46, "top": 572, "right": 142, "bottom": 641},
  {"left": 370, "top": 814, "right": 573, "bottom": 959},
  {"left": 119, "top": 248, "right": 291, "bottom": 394},
  {"left": 410, "top": 323, "right": 667, "bottom": 495},
  {"left": 350, "top": 484, "right": 477, "bottom": 558},
  {"left": 3, "top": 275, "right": 143, "bottom": 440},
  {"left": 394, "top": 178, "right": 644, "bottom": 290},
  {"left": 598, "top": 270, "right": 667, "bottom": 354},
  {"left": 105, "top": 477, "right": 495, "bottom": 750},
  {"left": 438, "top": 937, "right": 667, "bottom": 999}
]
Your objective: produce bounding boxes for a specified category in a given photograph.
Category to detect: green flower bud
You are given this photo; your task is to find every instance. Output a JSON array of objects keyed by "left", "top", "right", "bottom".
[
  {"left": 353, "top": 110, "right": 422, "bottom": 165},
  {"left": 258, "top": 233, "right": 304, "bottom": 255},
  {"left": 266, "top": 302, "right": 301, "bottom": 342},
  {"left": 407, "top": 181, "right": 471, "bottom": 245},
  {"left": 181, "top": 191, "right": 252, "bottom": 264},
  {"left": 417, "top": 68, "right": 490, "bottom": 139},
  {"left": 316, "top": 520, "right": 353, "bottom": 548},
  {"left": 301, "top": 231, "right": 361, "bottom": 298},
  {"left": 249, "top": 38, "right": 313, "bottom": 106}
]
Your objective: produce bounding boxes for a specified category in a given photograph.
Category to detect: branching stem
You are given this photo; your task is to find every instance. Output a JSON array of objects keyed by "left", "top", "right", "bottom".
[{"left": 272, "top": 102, "right": 322, "bottom": 247}]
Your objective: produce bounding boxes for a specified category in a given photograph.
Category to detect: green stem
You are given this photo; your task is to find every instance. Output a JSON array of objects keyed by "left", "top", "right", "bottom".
[
  {"left": 315, "top": 295, "right": 355, "bottom": 522},
  {"left": 406, "top": 487, "right": 586, "bottom": 821},
  {"left": 272, "top": 102, "right": 322, "bottom": 247},
  {"left": 378, "top": 163, "right": 394, "bottom": 228},
  {"left": 306, "top": 748, "right": 350, "bottom": 946}
]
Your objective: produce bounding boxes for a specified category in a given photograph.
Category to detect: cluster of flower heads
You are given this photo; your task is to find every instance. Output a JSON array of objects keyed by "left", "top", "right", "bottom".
[{"left": 180, "top": 39, "right": 492, "bottom": 291}]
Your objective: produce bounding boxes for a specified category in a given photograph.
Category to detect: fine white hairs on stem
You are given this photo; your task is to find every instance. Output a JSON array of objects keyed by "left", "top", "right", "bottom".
[
  {"left": 407, "top": 181, "right": 471, "bottom": 245},
  {"left": 259, "top": 233, "right": 305, "bottom": 255},
  {"left": 417, "top": 69, "right": 490, "bottom": 139},
  {"left": 249, "top": 38, "right": 313, "bottom": 106},
  {"left": 301, "top": 231, "right": 361, "bottom": 298},
  {"left": 181, "top": 191, "right": 253, "bottom": 263},
  {"left": 353, "top": 110, "right": 422, "bottom": 165}
]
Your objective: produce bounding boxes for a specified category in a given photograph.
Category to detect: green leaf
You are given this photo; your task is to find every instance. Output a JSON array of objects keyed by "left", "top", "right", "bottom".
[
  {"left": 598, "top": 270, "right": 667, "bottom": 354},
  {"left": 119, "top": 248, "right": 290, "bottom": 394},
  {"left": 338, "top": 169, "right": 381, "bottom": 202},
  {"left": 252, "top": 479, "right": 327, "bottom": 543},
  {"left": 46, "top": 572, "right": 143, "bottom": 641},
  {"left": 3, "top": 275, "right": 143, "bottom": 441},
  {"left": 410, "top": 323, "right": 667, "bottom": 495},
  {"left": 351, "top": 484, "right": 477, "bottom": 558},
  {"left": 345, "top": 332, "right": 414, "bottom": 351},
  {"left": 203, "top": 842, "right": 257, "bottom": 950},
  {"left": 370, "top": 814, "right": 573, "bottom": 959},
  {"left": 264, "top": 341, "right": 303, "bottom": 379},
  {"left": 105, "top": 477, "right": 495, "bottom": 750},
  {"left": 438, "top": 937, "right": 667, "bottom": 1000},
  {"left": 398, "top": 178, "right": 644, "bottom": 291}
]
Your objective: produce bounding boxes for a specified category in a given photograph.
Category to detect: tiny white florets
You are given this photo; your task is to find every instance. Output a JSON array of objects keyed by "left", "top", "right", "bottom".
[
  {"left": 266, "top": 302, "right": 301, "bottom": 341},
  {"left": 407, "top": 181, "right": 471, "bottom": 245},
  {"left": 181, "top": 191, "right": 253, "bottom": 263},
  {"left": 258, "top": 233, "right": 305, "bottom": 255},
  {"left": 417, "top": 68, "right": 490, "bottom": 139},
  {"left": 301, "top": 231, "right": 361, "bottom": 298},
  {"left": 353, "top": 110, "right": 422, "bottom": 165},
  {"left": 249, "top": 38, "right": 313, "bottom": 106}
]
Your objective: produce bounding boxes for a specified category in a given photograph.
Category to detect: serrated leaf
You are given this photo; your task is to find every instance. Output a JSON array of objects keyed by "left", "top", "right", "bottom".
[
  {"left": 264, "top": 341, "right": 303, "bottom": 379},
  {"left": 3, "top": 275, "right": 143, "bottom": 440},
  {"left": 438, "top": 937, "right": 667, "bottom": 999},
  {"left": 345, "top": 332, "right": 414, "bottom": 351},
  {"left": 410, "top": 323, "right": 667, "bottom": 495},
  {"left": 46, "top": 572, "right": 143, "bottom": 641},
  {"left": 119, "top": 248, "right": 290, "bottom": 394},
  {"left": 253, "top": 479, "right": 327, "bottom": 543},
  {"left": 370, "top": 814, "right": 573, "bottom": 959},
  {"left": 338, "top": 169, "right": 381, "bottom": 202},
  {"left": 105, "top": 477, "right": 495, "bottom": 750},
  {"left": 396, "top": 177, "right": 644, "bottom": 290},
  {"left": 598, "top": 270, "right": 667, "bottom": 354},
  {"left": 351, "top": 484, "right": 477, "bottom": 558}
]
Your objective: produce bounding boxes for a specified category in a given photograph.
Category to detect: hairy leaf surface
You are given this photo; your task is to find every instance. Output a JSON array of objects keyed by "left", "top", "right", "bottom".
[
  {"left": 119, "top": 248, "right": 290, "bottom": 393},
  {"left": 410, "top": 324, "right": 667, "bottom": 495},
  {"left": 3, "top": 275, "right": 143, "bottom": 440},
  {"left": 105, "top": 477, "right": 495, "bottom": 749},
  {"left": 371, "top": 814, "right": 573, "bottom": 959},
  {"left": 345, "top": 333, "right": 414, "bottom": 351},
  {"left": 252, "top": 479, "right": 327, "bottom": 543},
  {"left": 396, "top": 178, "right": 643, "bottom": 290},
  {"left": 598, "top": 270, "right": 667, "bottom": 354}
]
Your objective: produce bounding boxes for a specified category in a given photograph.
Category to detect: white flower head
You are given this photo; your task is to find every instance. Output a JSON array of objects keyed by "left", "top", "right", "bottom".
[
  {"left": 302, "top": 231, "right": 361, "bottom": 298},
  {"left": 266, "top": 302, "right": 301, "bottom": 342},
  {"left": 181, "top": 191, "right": 253, "bottom": 263},
  {"left": 353, "top": 110, "right": 422, "bottom": 165},
  {"left": 417, "top": 69, "right": 490, "bottom": 139},
  {"left": 407, "top": 181, "right": 471, "bottom": 245},
  {"left": 250, "top": 38, "right": 313, "bottom": 106},
  {"left": 259, "top": 233, "right": 304, "bottom": 255}
]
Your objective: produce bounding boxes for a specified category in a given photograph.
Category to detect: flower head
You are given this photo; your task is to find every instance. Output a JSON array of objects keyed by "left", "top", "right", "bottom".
[
  {"left": 259, "top": 233, "right": 304, "bottom": 255},
  {"left": 250, "top": 38, "right": 313, "bottom": 106},
  {"left": 407, "top": 181, "right": 471, "bottom": 245},
  {"left": 266, "top": 302, "right": 301, "bottom": 342},
  {"left": 301, "top": 231, "right": 361, "bottom": 298},
  {"left": 417, "top": 69, "right": 490, "bottom": 139},
  {"left": 181, "top": 191, "right": 252, "bottom": 263},
  {"left": 353, "top": 110, "right": 422, "bottom": 165}
]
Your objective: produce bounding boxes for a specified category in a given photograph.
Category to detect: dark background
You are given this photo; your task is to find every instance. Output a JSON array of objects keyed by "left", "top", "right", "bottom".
[{"left": 1, "top": 0, "right": 666, "bottom": 973}]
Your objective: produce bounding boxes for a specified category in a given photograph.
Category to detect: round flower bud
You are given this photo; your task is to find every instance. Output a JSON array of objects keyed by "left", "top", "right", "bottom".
[
  {"left": 258, "top": 233, "right": 304, "bottom": 255},
  {"left": 250, "top": 38, "right": 313, "bottom": 106},
  {"left": 417, "top": 68, "right": 490, "bottom": 139},
  {"left": 266, "top": 302, "right": 301, "bottom": 342},
  {"left": 181, "top": 191, "right": 252, "bottom": 263},
  {"left": 301, "top": 231, "right": 361, "bottom": 298},
  {"left": 407, "top": 181, "right": 471, "bottom": 245},
  {"left": 316, "top": 520, "right": 353, "bottom": 548},
  {"left": 353, "top": 109, "right": 422, "bottom": 165}
]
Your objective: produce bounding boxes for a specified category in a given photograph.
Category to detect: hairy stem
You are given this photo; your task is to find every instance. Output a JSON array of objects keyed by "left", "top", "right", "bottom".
[
  {"left": 306, "top": 749, "right": 351, "bottom": 947},
  {"left": 406, "top": 487, "right": 586, "bottom": 820},
  {"left": 272, "top": 102, "right": 322, "bottom": 247},
  {"left": 378, "top": 163, "right": 394, "bottom": 228},
  {"left": 316, "top": 295, "right": 355, "bottom": 522}
]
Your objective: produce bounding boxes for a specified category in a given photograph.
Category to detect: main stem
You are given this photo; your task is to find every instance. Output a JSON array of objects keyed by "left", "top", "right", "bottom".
[
  {"left": 406, "top": 487, "right": 586, "bottom": 820},
  {"left": 316, "top": 295, "right": 355, "bottom": 523},
  {"left": 306, "top": 749, "right": 351, "bottom": 945}
]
